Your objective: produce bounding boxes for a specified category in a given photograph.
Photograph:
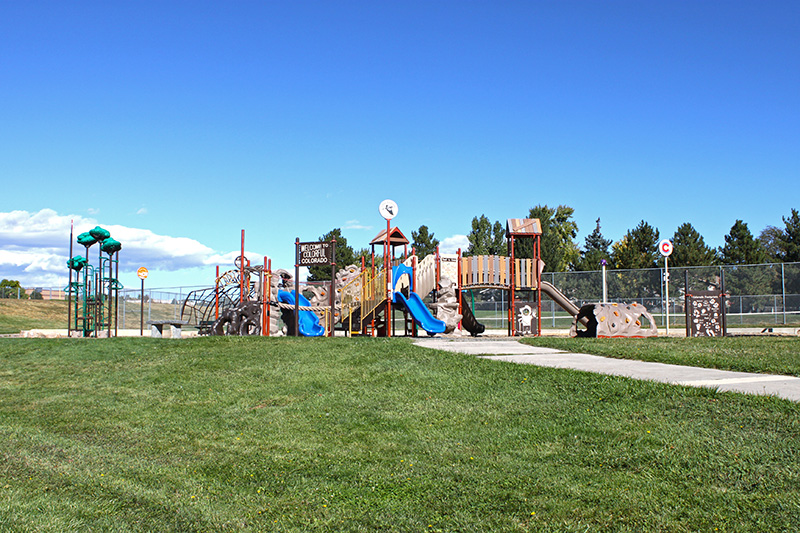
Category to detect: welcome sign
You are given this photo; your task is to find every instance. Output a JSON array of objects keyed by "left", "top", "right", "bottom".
[{"left": 298, "top": 241, "right": 334, "bottom": 266}]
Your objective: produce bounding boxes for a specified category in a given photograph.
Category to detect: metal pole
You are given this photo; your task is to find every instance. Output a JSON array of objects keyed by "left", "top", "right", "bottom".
[
  {"left": 782, "top": 262, "right": 786, "bottom": 325},
  {"left": 385, "top": 220, "right": 392, "bottom": 337},
  {"left": 68, "top": 220, "right": 73, "bottom": 335},
  {"left": 215, "top": 265, "right": 220, "bottom": 320},
  {"left": 240, "top": 229, "right": 246, "bottom": 303},
  {"left": 602, "top": 260, "right": 607, "bottom": 303},
  {"left": 140, "top": 277, "right": 144, "bottom": 336},
  {"left": 108, "top": 252, "right": 113, "bottom": 338},
  {"left": 665, "top": 257, "right": 670, "bottom": 336},
  {"left": 262, "top": 256, "right": 268, "bottom": 337},
  {"left": 294, "top": 238, "right": 300, "bottom": 336},
  {"left": 267, "top": 258, "right": 272, "bottom": 337},
  {"left": 330, "top": 239, "right": 336, "bottom": 337},
  {"left": 114, "top": 253, "right": 119, "bottom": 337},
  {"left": 684, "top": 269, "right": 690, "bottom": 337}
]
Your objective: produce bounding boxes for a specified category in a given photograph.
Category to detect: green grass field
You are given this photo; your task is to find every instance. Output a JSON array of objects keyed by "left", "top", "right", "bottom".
[
  {"left": 1, "top": 336, "right": 799, "bottom": 532},
  {"left": 523, "top": 336, "right": 800, "bottom": 377}
]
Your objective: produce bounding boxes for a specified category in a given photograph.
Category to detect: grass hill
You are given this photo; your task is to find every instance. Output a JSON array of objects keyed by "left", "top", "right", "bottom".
[{"left": 0, "top": 299, "right": 68, "bottom": 334}]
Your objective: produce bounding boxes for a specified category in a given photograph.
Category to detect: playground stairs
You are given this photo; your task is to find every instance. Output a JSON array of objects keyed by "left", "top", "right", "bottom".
[{"left": 340, "top": 267, "right": 388, "bottom": 336}]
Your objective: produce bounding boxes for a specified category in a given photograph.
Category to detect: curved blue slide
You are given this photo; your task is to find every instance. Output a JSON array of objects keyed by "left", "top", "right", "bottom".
[
  {"left": 277, "top": 290, "right": 326, "bottom": 337},
  {"left": 391, "top": 264, "right": 446, "bottom": 334}
]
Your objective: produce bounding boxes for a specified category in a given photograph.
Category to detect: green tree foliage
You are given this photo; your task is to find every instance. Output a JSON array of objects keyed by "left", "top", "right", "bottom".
[
  {"left": 411, "top": 225, "right": 440, "bottom": 259},
  {"left": 758, "top": 226, "right": 784, "bottom": 263},
  {"left": 574, "top": 218, "right": 613, "bottom": 271},
  {"left": 777, "top": 208, "right": 800, "bottom": 263},
  {"left": 307, "top": 229, "right": 361, "bottom": 281},
  {"left": 719, "top": 220, "right": 771, "bottom": 299},
  {"left": 719, "top": 220, "right": 766, "bottom": 265},
  {"left": 612, "top": 221, "right": 660, "bottom": 270},
  {"left": 671, "top": 223, "right": 717, "bottom": 267},
  {"left": 0, "top": 279, "right": 28, "bottom": 299},
  {"left": 516, "top": 205, "right": 578, "bottom": 272},
  {"left": 466, "top": 215, "right": 506, "bottom": 256}
]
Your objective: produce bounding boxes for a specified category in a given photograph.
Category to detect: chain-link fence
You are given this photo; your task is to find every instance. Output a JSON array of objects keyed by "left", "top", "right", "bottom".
[{"left": 465, "top": 262, "right": 800, "bottom": 329}]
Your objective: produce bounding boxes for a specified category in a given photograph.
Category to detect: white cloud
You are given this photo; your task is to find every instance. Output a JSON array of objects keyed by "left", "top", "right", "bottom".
[
  {"left": 87, "top": 208, "right": 100, "bottom": 215},
  {"left": 136, "top": 207, "right": 148, "bottom": 215},
  {"left": 0, "top": 209, "right": 219, "bottom": 288},
  {"left": 343, "top": 219, "right": 372, "bottom": 231},
  {"left": 439, "top": 234, "right": 469, "bottom": 254}
]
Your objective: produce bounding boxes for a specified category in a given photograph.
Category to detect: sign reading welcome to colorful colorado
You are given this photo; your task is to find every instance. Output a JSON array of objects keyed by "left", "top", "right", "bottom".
[{"left": 298, "top": 241, "right": 334, "bottom": 266}]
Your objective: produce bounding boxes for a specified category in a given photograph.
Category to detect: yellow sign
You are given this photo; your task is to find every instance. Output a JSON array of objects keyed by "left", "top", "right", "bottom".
[{"left": 137, "top": 267, "right": 149, "bottom": 280}]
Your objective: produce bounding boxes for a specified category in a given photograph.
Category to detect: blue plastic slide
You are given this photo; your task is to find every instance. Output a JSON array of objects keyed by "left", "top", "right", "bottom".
[
  {"left": 391, "top": 263, "right": 446, "bottom": 334},
  {"left": 277, "top": 290, "right": 325, "bottom": 337},
  {"left": 393, "top": 291, "right": 446, "bottom": 334}
]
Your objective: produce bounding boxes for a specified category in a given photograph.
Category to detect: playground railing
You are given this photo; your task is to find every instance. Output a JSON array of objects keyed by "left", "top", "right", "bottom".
[{"left": 340, "top": 267, "right": 386, "bottom": 334}]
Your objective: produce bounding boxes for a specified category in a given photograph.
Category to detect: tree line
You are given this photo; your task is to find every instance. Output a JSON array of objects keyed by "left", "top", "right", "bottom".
[
  {"left": 466, "top": 206, "right": 800, "bottom": 271},
  {"left": 306, "top": 207, "right": 799, "bottom": 286}
]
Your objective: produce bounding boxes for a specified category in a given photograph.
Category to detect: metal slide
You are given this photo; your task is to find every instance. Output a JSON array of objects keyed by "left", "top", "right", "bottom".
[{"left": 540, "top": 281, "right": 581, "bottom": 318}]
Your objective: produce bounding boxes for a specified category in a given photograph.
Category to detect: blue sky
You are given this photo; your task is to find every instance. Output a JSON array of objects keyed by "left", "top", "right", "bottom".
[{"left": 1, "top": 0, "right": 798, "bottom": 290}]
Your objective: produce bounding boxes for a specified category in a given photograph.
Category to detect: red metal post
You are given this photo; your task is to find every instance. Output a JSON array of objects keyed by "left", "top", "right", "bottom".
[
  {"left": 266, "top": 259, "right": 272, "bottom": 337},
  {"left": 215, "top": 265, "right": 220, "bottom": 319},
  {"left": 262, "top": 256, "right": 268, "bottom": 336},
  {"left": 385, "top": 220, "right": 392, "bottom": 337},
  {"left": 510, "top": 235, "right": 516, "bottom": 336},
  {"left": 536, "top": 236, "right": 542, "bottom": 336},
  {"left": 457, "top": 248, "right": 462, "bottom": 331},
  {"left": 240, "top": 229, "right": 245, "bottom": 303}
]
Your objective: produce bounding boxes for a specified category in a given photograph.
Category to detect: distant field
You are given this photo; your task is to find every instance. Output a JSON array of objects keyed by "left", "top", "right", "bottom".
[
  {"left": 1, "top": 337, "right": 799, "bottom": 531},
  {"left": 0, "top": 299, "right": 187, "bottom": 334},
  {"left": 0, "top": 299, "right": 68, "bottom": 334}
]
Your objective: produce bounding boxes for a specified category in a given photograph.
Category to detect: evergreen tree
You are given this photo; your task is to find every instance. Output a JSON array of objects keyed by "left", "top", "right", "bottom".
[
  {"left": 719, "top": 220, "right": 772, "bottom": 299},
  {"left": 719, "top": 220, "right": 765, "bottom": 265},
  {"left": 411, "top": 225, "right": 440, "bottom": 258},
  {"left": 612, "top": 221, "right": 660, "bottom": 269},
  {"left": 518, "top": 204, "right": 579, "bottom": 272},
  {"left": 758, "top": 225, "right": 784, "bottom": 263},
  {"left": 307, "top": 228, "right": 358, "bottom": 281},
  {"left": 466, "top": 215, "right": 505, "bottom": 256},
  {"left": 777, "top": 208, "right": 800, "bottom": 262},
  {"left": 575, "top": 218, "right": 612, "bottom": 271},
  {"left": 671, "top": 222, "right": 717, "bottom": 267}
]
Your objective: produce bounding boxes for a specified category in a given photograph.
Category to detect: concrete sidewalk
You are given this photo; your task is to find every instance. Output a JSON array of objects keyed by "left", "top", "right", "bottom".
[{"left": 414, "top": 338, "right": 800, "bottom": 402}]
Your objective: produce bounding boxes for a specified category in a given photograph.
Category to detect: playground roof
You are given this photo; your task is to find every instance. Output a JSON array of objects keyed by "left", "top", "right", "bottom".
[
  {"left": 370, "top": 227, "right": 410, "bottom": 246},
  {"left": 506, "top": 218, "right": 542, "bottom": 236}
]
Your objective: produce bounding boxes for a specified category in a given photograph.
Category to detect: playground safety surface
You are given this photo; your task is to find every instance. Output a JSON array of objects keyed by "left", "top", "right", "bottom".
[{"left": 414, "top": 337, "right": 800, "bottom": 403}]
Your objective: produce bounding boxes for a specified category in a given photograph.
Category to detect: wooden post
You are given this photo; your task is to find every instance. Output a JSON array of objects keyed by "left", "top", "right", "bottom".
[
  {"left": 294, "top": 238, "right": 300, "bottom": 336},
  {"left": 330, "top": 239, "right": 336, "bottom": 337}
]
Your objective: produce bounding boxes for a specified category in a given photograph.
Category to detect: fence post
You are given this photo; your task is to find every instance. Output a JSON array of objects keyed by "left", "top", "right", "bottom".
[{"left": 782, "top": 262, "right": 786, "bottom": 325}]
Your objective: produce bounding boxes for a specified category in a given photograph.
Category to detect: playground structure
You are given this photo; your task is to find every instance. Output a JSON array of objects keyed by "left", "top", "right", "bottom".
[
  {"left": 65, "top": 225, "right": 123, "bottom": 337},
  {"left": 179, "top": 217, "right": 660, "bottom": 338}
]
